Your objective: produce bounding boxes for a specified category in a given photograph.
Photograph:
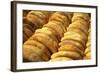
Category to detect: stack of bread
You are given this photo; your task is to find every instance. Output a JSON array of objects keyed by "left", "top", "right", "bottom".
[
  {"left": 44, "top": 12, "right": 73, "bottom": 41},
  {"left": 84, "top": 28, "right": 91, "bottom": 59},
  {"left": 50, "top": 13, "right": 90, "bottom": 61},
  {"left": 23, "top": 11, "right": 50, "bottom": 42},
  {"left": 23, "top": 12, "right": 72, "bottom": 62}
]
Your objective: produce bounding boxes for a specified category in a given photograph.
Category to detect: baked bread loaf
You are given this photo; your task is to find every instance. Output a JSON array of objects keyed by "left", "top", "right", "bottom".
[
  {"left": 50, "top": 13, "right": 90, "bottom": 61},
  {"left": 23, "top": 11, "right": 91, "bottom": 62},
  {"left": 23, "top": 11, "right": 51, "bottom": 42},
  {"left": 23, "top": 12, "right": 72, "bottom": 62},
  {"left": 44, "top": 12, "right": 72, "bottom": 41}
]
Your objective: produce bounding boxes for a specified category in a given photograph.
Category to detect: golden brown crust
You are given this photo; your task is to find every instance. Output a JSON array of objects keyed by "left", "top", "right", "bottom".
[
  {"left": 44, "top": 21, "right": 64, "bottom": 39},
  {"left": 23, "top": 11, "right": 51, "bottom": 43},
  {"left": 24, "top": 40, "right": 51, "bottom": 57},
  {"left": 72, "top": 13, "right": 90, "bottom": 22},
  {"left": 61, "top": 31, "right": 86, "bottom": 47},
  {"left": 51, "top": 21, "right": 67, "bottom": 33},
  {"left": 67, "top": 22, "right": 88, "bottom": 36},
  {"left": 50, "top": 57, "right": 72, "bottom": 61},
  {"left": 67, "top": 28, "right": 87, "bottom": 42},
  {"left": 71, "top": 18, "right": 89, "bottom": 29},
  {"left": 23, "top": 11, "right": 91, "bottom": 62},
  {"left": 49, "top": 12, "right": 70, "bottom": 30},
  {"left": 59, "top": 40, "right": 85, "bottom": 51},
  {"left": 35, "top": 27, "right": 59, "bottom": 43},
  {"left": 51, "top": 51, "right": 82, "bottom": 60},
  {"left": 23, "top": 45, "right": 44, "bottom": 61},
  {"left": 30, "top": 33, "right": 58, "bottom": 53},
  {"left": 23, "top": 44, "right": 49, "bottom": 61},
  {"left": 27, "top": 11, "right": 48, "bottom": 25},
  {"left": 58, "top": 44, "right": 84, "bottom": 56}
]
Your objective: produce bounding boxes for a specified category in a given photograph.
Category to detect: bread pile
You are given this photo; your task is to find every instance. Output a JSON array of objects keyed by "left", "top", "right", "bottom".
[
  {"left": 50, "top": 13, "right": 90, "bottom": 61},
  {"left": 23, "top": 11, "right": 50, "bottom": 42},
  {"left": 84, "top": 28, "right": 91, "bottom": 59},
  {"left": 23, "top": 12, "right": 72, "bottom": 62}
]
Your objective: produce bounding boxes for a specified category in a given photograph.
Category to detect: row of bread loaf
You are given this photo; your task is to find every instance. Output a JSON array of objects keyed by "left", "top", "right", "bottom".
[
  {"left": 23, "top": 12, "right": 73, "bottom": 62},
  {"left": 50, "top": 13, "right": 90, "bottom": 61},
  {"left": 23, "top": 11, "right": 51, "bottom": 42}
]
